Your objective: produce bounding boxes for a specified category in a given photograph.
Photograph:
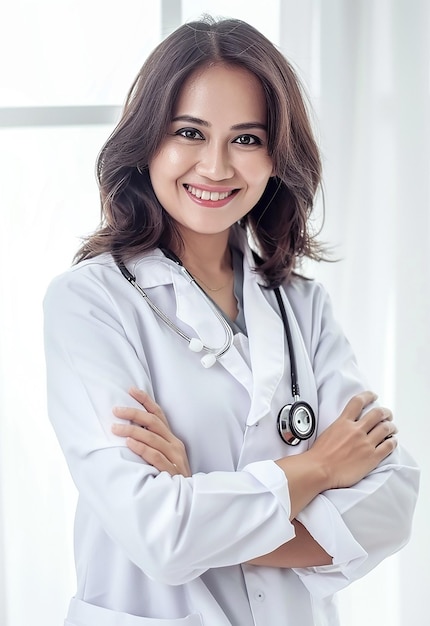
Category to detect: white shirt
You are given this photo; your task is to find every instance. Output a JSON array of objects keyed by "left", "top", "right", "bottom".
[{"left": 44, "top": 231, "right": 419, "bottom": 626}]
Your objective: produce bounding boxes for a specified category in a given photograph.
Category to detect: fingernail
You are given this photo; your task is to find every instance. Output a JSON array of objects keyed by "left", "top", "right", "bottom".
[{"left": 113, "top": 406, "right": 127, "bottom": 414}]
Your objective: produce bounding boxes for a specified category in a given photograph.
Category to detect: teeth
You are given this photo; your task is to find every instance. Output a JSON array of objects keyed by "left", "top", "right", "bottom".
[{"left": 186, "top": 185, "right": 233, "bottom": 201}]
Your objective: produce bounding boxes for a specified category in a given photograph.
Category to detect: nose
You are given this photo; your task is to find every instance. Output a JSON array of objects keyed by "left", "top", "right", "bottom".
[{"left": 195, "top": 141, "right": 234, "bottom": 181}]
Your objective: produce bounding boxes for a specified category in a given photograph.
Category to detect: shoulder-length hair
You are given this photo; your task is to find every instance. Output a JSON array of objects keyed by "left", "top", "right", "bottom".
[{"left": 75, "top": 16, "right": 326, "bottom": 286}]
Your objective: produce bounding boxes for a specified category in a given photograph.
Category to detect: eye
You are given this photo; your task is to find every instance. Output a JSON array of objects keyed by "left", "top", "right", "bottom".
[
  {"left": 233, "top": 134, "right": 262, "bottom": 146},
  {"left": 175, "top": 127, "right": 205, "bottom": 140}
]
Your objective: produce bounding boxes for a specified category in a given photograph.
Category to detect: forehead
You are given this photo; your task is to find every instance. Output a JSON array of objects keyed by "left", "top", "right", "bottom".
[{"left": 172, "top": 63, "right": 267, "bottom": 124}]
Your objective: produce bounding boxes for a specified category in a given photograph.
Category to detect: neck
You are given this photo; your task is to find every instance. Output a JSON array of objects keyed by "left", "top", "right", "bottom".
[{"left": 174, "top": 230, "right": 232, "bottom": 273}]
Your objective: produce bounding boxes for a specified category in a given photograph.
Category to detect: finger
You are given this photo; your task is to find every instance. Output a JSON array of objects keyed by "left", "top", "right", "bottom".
[
  {"left": 373, "top": 432, "right": 398, "bottom": 457},
  {"left": 126, "top": 437, "right": 184, "bottom": 476},
  {"left": 112, "top": 422, "right": 166, "bottom": 445},
  {"left": 113, "top": 421, "right": 178, "bottom": 456},
  {"left": 112, "top": 413, "right": 174, "bottom": 442},
  {"left": 341, "top": 391, "right": 378, "bottom": 421},
  {"left": 112, "top": 405, "right": 153, "bottom": 426},
  {"left": 360, "top": 406, "right": 393, "bottom": 433},
  {"left": 128, "top": 387, "right": 170, "bottom": 426},
  {"left": 115, "top": 421, "right": 186, "bottom": 461},
  {"left": 367, "top": 419, "right": 398, "bottom": 447},
  {"left": 171, "top": 462, "right": 179, "bottom": 475},
  {"left": 126, "top": 438, "right": 179, "bottom": 474}
]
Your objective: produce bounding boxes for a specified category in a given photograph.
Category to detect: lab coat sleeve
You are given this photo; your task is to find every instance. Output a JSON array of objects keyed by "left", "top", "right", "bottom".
[
  {"left": 289, "top": 281, "right": 420, "bottom": 598},
  {"left": 43, "top": 265, "right": 296, "bottom": 585}
]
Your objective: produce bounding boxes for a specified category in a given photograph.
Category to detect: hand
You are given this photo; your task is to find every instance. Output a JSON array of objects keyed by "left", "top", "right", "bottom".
[
  {"left": 111, "top": 387, "right": 191, "bottom": 477},
  {"left": 309, "top": 391, "right": 398, "bottom": 490},
  {"left": 276, "top": 391, "right": 398, "bottom": 520}
]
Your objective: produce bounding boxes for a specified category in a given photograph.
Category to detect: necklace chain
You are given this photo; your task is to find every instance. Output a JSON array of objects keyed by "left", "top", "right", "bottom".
[{"left": 191, "top": 272, "right": 233, "bottom": 292}]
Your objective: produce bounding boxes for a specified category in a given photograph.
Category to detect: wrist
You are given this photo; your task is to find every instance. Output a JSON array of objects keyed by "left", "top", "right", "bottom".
[
  {"left": 304, "top": 448, "right": 332, "bottom": 492},
  {"left": 275, "top": 451, "right": 329, "bottom": 519}
]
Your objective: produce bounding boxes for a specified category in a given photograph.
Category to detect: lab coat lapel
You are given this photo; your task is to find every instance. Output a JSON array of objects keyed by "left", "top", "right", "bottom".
[
  {"left": 172, "top": 265, "right": 254, "bottom": 395},
  {"left": 133, "top": 252, "right": 224, "bottom": 345},
  {"left": 241, "top": 246, "right": 318, "bottom": 434},
  {"left": 172, "top": 268, "right": 225, "bottom": 345},
  {"left": 242, "top": 248, "right": 286, "bottom": 425}
]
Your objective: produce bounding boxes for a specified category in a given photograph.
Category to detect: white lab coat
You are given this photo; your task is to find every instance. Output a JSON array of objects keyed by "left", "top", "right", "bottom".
[{"left": 44, "top": 228, "right": 419, "bottom": 626}]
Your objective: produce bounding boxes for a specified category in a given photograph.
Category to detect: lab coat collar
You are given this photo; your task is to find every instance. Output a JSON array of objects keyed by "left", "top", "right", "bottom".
[
  {"left": 124, "top": 232, "right": 317, "bottom": 429},
  {"left": 127, "top": 225, "right": 255, "bottom": 290},
  {"left": 170, "top": 243, "right": 254, "bottom": 394},
  {"left": 127, "top": 247, "right": 243, "bottom": 354},
  {"left": 130, "top": 249, "right": 174, "bottom": 288},
  {"left": 126, "top": 241, "right": 253, "bottom": 393}
]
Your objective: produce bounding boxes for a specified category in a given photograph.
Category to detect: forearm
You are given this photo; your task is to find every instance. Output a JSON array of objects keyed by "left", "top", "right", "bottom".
[
  {"left": 275, "top": 451, "right": 328, "bottom": 520},
  {"left": 247, "top": 520, "right": 332, "bottom": 568}
]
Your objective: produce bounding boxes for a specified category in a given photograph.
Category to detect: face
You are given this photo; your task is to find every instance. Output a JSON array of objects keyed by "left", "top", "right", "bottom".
[{"left": 149, "top": 63, "right": 273, "bottom": 244}]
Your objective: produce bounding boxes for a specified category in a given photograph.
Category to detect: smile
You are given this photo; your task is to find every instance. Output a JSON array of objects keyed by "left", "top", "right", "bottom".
[{"left": 184, "top": 184, "right": 237, "bottom": 202}]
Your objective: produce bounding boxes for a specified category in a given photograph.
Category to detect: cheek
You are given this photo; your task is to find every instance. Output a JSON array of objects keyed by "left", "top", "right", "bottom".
[
  {"left": 149, "top": 150, "right": 181, "bottom": 203},
  {"left": 245, "top": 155, "right": 274, "bottom": 189},
  {"left": 149, "top": 146, "right": 185, "bottom": 181}
]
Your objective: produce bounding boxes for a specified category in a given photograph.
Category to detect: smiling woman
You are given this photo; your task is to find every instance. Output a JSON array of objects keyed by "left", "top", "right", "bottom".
[
  {"left": 147, "top": 63, "right": 273, "bottom": 318},
  {"left": 42, "top": 15, "right": 419, "bottom": 626},
  {"left": 149, "top": 64, "right": 273, "bottom": 261},
  {"left": 75, "top": 19, "right": 323, "bottom": 288}
]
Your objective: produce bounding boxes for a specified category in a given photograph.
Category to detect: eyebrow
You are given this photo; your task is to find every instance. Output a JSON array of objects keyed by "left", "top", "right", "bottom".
[{"left": 171, "top": 115, "right": 267, "bottom": 132}]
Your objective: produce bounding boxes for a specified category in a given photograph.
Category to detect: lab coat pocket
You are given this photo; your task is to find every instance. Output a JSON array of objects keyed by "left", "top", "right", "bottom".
[{"left": 65, "top": 597, "right": 203, "bottom": 626}]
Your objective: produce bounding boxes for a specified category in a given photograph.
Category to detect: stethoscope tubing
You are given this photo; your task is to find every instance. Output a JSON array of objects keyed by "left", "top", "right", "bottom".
[
  {"left": 115, "top": 250, "right": 316, "bottom": 444},
  {"left": 274, "top": 287, "right": 301, "bottom": 400},
  {"left": 116, "top": 255, "right": 234, "bottom": 359}
]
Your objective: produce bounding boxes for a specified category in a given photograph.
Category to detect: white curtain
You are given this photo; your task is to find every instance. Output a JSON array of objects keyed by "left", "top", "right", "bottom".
[
  {"left": 0, "top": 1, "right": 427, "bottom": 625},
  {"left": 279, "top": 2, "right": 429, "bottom": 625}
]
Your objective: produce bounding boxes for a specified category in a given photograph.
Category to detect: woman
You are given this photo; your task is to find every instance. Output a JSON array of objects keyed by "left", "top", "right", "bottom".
[{"left": 44, "top": 17, "right": 419, "bottom": 626}]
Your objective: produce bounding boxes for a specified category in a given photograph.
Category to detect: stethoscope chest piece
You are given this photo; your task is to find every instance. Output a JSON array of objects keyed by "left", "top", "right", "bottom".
[{"left": 277, "top": 400, "right": 316, "bottom": 446}]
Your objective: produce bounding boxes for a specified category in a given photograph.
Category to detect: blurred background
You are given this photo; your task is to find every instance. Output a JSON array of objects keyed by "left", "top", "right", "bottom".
[{"left": 0, "top": 1, "right": 428, "bottom": 625}]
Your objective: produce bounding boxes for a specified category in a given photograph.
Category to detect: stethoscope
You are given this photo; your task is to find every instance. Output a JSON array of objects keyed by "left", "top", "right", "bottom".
[{"left": 116, "top": 250, "right": 316, "bottom": 446}]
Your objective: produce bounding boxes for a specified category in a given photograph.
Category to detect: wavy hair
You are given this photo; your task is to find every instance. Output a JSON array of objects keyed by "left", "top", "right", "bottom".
[{"left": 75, "top": 16, "right": 326, "bottom": 286}]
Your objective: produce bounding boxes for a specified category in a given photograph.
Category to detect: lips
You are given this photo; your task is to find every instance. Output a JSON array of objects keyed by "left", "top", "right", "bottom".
[{"left": 184, "top": 184, "right": 237, "bottom": 202}]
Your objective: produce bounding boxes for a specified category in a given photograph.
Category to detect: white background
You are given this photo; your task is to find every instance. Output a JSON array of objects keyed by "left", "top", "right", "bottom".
[{"left": 0, "top": 1, "right": 427, "bottom": 625}]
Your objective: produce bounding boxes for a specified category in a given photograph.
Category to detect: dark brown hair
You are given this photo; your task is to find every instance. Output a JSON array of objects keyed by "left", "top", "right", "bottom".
[{"left": 75, "top": 16, "right": 326, "bottom": 286}]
